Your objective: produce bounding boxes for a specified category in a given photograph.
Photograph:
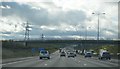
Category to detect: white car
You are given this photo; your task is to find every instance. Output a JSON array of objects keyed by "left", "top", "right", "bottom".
[
  {"left": 98, "top": 49, "right": 111, "bottom": 60},
  {"left": 84, "top": 52, "right": 92, "bottom": 58},
  {"left": 67, "top": 52, "right": 76, "bottom": 58},
  {"left": 60, "top": 51, "right": 66, "bottom": 57},
  {"left": 39, "top": 50, "right": 50, "bottom": 59}
]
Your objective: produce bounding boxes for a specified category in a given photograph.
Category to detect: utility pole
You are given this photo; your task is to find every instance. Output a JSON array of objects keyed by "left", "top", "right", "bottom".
[
  {"left": 92, "top": 12, "right": 105, "bottom": 40},
  {"left": 41, "top": 34, "right": 44, "bottom": 41},
  {"left": 24, "top": 21, "right": 31, "bottom": 46},
  {"left": 97, "top": 14, "right": 100, "bottom": 40},
  {"left": 85, "top": 27, "right": 91, "bottom": 40},
  {"left": 85, "top": 27, "right": 87, "bottom": 40},
  {"left": 92, "top": 12, "right": 105, "bottom": 46}
]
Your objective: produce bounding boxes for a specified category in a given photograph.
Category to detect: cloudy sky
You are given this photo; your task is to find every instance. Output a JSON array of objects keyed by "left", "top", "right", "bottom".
[{"left": 0, "top": 0, "right": 119, "bottom": 40}]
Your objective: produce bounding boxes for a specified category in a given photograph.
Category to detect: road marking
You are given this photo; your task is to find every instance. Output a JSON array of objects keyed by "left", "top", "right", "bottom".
[
  {"left": 84, "top": 64, "right": 87, "bottom": 66},
  {"left": 44, "top": 64, "right": 47, "bottom": 66},
  {"left": 2, "top": 57, "right": 40, "bottom": 66},
  {"left": 72, "top": 58, "right": 74, "bottom": 59},
  {"left": 79, "top": 61, "right": 81, "bottom": 62},
  {"left": 2, "top": 59, "right": 33, "bottom": 66}
]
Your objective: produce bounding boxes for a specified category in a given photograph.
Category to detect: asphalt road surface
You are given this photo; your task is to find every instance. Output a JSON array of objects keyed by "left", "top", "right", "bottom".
[{"left": 2, "top": 51, "right": 119, "bottom": 67}]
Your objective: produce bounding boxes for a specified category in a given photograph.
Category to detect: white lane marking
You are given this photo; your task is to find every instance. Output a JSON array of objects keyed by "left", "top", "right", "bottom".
[
  {"left": 2, "top": 59, "right": 32, "bottom": 66},
  {"left": 44, "top": 64, "right": 47, "bottom": 66},
  {"left": 72, "top": 58, "right": 75, "bottom": 59},
  {"left": 2, "top": 58, "right": 38, "bottom": 66},
  {"left": 79, "top": 61, "right": 81, "bottom": 62},
  {"left": 84, "top": 64, "right": 87, "bottom": 66}
]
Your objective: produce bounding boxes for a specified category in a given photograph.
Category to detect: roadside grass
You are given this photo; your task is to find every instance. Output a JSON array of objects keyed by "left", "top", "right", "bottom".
[
  {"left": 2, "top": 41, "right": 65, "bottom": 59},
  {"left": 75, "top": 44, "right": 119, "bottom": 59}
]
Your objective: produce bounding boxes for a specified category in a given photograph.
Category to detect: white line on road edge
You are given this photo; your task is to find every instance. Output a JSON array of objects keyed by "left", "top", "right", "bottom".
[
  {"left": 2, "top": 58, "right": 34, "bottom": 66},
  {"left": 2, "top": 56, "right": 36, "bottom": 64}
]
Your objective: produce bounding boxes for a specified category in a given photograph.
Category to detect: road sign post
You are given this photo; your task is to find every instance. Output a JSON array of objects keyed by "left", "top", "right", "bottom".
[
  {"left": 38, "top": 48, "right": 45, "bottom": 52},
  {"left": 32, "top": 48, "right": 35, "bottom": 56}
]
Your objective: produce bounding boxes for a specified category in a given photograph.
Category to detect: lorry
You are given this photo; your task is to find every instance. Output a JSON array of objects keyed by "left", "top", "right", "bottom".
[{"left": 98, "top": 49, "right": 111, "bottom": 60}]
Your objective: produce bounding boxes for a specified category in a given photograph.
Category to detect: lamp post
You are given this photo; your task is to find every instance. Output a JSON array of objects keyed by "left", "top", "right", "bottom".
[
  {"left": 92, "top": 12, "right": 105, "bottom": 40},
  {"left": 85, "top": 27, "right": 91, "bottom": 40},
  {"left": 92, "top": 12, "right": 105, "bottom": 47},
  {"left": 81, "top": 26, "right": 85, "bottom": 40},
  {"left": 75, "top": 25, "right": 80, "bottom": 40}
]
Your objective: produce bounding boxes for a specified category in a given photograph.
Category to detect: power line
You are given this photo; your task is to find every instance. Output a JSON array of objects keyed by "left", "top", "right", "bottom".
[
  {"left": 24, "top": 21, "right": 31, "bottom": 41},
  {"left": 41, "top": 34, "right": 44, "bottom": 41},
  {"left": 24, "top": 21, "right": 31, "bottom": 46}
]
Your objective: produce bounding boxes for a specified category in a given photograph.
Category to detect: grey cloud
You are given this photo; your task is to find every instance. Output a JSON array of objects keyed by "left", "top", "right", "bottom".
[
  {"left": 1, "top": 2, "right": 118, "bottom": 40},
  {"left": 2, "top": 2, "right": 49, "bottom": 25},
  {"left": 2, "top": 2, "right": 87, "bottom": 26},
  {"left": 48, "top": 10, "right": 87, "bottom": 25}
]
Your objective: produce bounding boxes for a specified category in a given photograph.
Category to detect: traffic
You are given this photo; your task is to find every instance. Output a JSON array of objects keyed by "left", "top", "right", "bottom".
[
  {"left": 38, "top": 47, "right": 112, "bottom": 61},
  {"left": 2, "top": 46, "right": 119, "bottom": 67}
]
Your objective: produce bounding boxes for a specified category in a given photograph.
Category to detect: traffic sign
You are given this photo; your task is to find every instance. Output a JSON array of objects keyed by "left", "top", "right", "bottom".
[
  {"left": 32, "top": 48, "right": 35, "bottom": 53},
  {"left": 38, "top": 48, "right": 45, "bottom": 51}
]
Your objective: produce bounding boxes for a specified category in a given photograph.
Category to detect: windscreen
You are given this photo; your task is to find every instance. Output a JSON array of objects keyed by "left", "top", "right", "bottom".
[{"left": 41, "top": 51, "right": 48, "bottom": 54}]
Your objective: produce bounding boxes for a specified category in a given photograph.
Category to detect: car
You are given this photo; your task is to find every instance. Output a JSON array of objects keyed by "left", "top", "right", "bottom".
[
  {"left": 73, "top": 51, "right": 77, "bottom": 56},
  {"left": 98, "top": 52, "right": 111, "bottom": 60},
  {"left": 98, "top": 49, "right": 111, "bottom": 60},
  {"left": 67, "top": 52, "right": 76, "bottom": 58},
  {"left": 39, "top": 50, "right": 50, "bottom": 59},
  {"left": 84, "top": 52, "right": 92, "bottom": 58},
  {"left": 59, "top": 48, "right": 63, "bottom": 53},
  {"left": 60, "top": 51, "right": 66, "bottom": 57},
  {"left": 66, "top": 50, "right": 70, "bottom": 54}
]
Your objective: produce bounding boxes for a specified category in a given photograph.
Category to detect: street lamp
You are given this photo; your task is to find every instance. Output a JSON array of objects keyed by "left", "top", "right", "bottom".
[
  {"left": 80, "top": 26, "right": 84, "bottom": 40},
  {"left": 92, "top": 12, "right": 105, "bottom": 40},
  {"left": 75, "top": 25, "right": 81, "bottom": 40},
  {"left": 85, "top": 27, "right": 91, "bottom": 40},
  {"left": 80, "top": 26, "right": 90, "bottom": 40}
]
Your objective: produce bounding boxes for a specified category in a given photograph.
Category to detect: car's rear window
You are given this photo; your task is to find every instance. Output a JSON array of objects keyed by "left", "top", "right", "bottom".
[
  {"left": 103, "top": 52, "right": 109, "bottom": 55},
  {"left": 87, "top": 53, "right": 91, "bottom": 54},
  {"left": 41, "top": 51, "right": 47, "bottom": 54},
  {"left": 70, "top": 53, "right": 74, "bottom": 54}
]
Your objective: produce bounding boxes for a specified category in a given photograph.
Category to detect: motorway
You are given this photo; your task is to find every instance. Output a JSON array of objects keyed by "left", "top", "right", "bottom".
[{"left": 2, "top": 50, "right": 119, "bottom": 67}]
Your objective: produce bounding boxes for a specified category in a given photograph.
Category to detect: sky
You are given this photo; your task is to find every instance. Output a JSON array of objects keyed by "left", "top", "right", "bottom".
[{"left": 0, "top": 0, "right": 119, "bottom": 40}]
